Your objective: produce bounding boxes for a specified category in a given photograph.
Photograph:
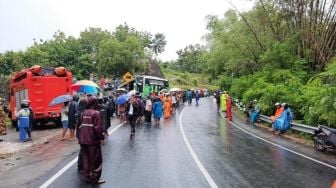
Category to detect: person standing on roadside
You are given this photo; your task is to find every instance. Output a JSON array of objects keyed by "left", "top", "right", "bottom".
[
  {"left": 22, "top": 100, "right": 33, "bottom": 140},
  {"left": 60, "top": 102, "right": 70, "bottom": 141},
  {"left": 17, "top": 101, "right": 31, "bottom": 142},
  {"left": 187, "top": 89, "right": 192, "bottom": 105},
  {"left": 195, "top": 91, "right": 200, "bottom": 105},
  {"left": 104, "top": 96, "right": 112, "bottom": 131},
  {"left": 214, "top": 91, "right": 221, "bottom": 112},
  {"left": 171, "top": 93, "right": 177, "bottom": 114},
  {"left": 97, "top": 96, "right": 108, "bottom": 136},
  {"left": 76, "top": 93, "right": 88, "bottom": 172},
  {"left": 78, "top": 97, "right": 105, "bottom": 184},
  {"left": 226, "top": 94, "right": 232, "bottom": 121},
  {"left": 68, "top": 95, "right": 79, "bottom": 140},
  {"left": 220, "top": 91, "right": 227, "bottom": 112},
  {"left": 144, "top": 96, "right": 152, "bottom": 124},
  {"left": 126, "top": 95, "right": 138, "bottom": 139},
  {"left": 153, "top": 97, "right": 163, "bottom": 125}
]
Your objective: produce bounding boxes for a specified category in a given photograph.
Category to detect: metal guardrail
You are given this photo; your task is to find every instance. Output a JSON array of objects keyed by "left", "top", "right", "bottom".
[
  {"left": 259, "top": 115, "right": 318, "bottom": 134},
  {"left": 233, "top": 100, "right": 318, "bottom": 135}
]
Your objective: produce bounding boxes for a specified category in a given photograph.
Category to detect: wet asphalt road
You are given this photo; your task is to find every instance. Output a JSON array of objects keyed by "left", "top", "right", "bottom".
[{"left": 42, "top": 98, "right": 336, "bottom": 188}]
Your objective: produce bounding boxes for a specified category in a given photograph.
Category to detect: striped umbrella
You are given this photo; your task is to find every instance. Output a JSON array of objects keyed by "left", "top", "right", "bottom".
[{"left": 70, "top": 80, "right": 101, "bottom": 94}]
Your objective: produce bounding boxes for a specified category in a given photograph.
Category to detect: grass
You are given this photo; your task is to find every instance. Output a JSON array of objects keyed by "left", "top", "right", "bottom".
[{"left": 161, "top": 67, "right": 219, "bottom": 91}]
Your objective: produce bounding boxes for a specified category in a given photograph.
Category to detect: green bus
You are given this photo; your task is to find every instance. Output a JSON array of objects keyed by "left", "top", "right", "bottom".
[{"left": 133, "top": 75, "right": 169, "bottom": 97}]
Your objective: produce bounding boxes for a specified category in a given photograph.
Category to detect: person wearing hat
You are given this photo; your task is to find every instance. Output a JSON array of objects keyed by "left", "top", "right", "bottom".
[
  {"left": 77, "top": 96, "right": 105, "bottom": 184},
  {"left": 17, "top": 100, "right": 31, "bottom": 142},
  {"left": 271, "top": 102, "right": 284, "bottom": 122},
  {"left": 250, "top": 99, "right": 260, "bottom": 126},
  {"left": 21, "top": 99, "right": 33, "bottom": 139}
]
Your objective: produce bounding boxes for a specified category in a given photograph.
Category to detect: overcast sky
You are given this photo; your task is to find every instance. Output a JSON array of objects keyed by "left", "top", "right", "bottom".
[{"left": 0, "top": 0, "right": 254, "bottom": 61}]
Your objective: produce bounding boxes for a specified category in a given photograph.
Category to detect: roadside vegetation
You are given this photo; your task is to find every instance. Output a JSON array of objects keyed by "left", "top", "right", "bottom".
[{"left": 166, "top": 1, "right": 336, "bottom": 128}]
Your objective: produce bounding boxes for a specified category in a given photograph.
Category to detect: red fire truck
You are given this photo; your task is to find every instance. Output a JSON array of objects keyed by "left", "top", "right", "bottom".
[{"left": 9, "top": 66, "right": 73, "bottom": 127}]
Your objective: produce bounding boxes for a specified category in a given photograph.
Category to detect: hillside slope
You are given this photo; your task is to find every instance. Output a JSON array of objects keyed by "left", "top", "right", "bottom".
[{"left": 161, "top": 67, "right": 218, "bottom": 91}]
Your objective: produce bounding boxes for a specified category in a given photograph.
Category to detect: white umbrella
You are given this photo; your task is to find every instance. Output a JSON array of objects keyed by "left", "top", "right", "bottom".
[{"left": 170, "top": 87, "right": 182, "bottom": 92}]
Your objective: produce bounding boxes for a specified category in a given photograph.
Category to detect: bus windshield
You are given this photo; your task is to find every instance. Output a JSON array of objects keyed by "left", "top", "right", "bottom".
[{"left": 135, "top": 75, "right": 169, "bottom": 96}]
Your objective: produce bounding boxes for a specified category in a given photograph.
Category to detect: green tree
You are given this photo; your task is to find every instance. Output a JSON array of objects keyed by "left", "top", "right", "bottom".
[
  {"left": 151, "top": 33, "right": 167, "bottom": 56},
  {"left": 98, "top": 35, "right": 143, "bottom": 77}
]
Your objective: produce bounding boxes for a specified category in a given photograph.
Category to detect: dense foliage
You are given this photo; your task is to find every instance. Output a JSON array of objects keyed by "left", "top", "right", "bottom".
[
  {"left": 0, "top": 24, "right": 166, "bottom": 80},
  {"left": 168, "top": 1, "right": 336, "bottom": 127},
  {"left": 0, "top": 24, "right": 167, "bottom": 101}
]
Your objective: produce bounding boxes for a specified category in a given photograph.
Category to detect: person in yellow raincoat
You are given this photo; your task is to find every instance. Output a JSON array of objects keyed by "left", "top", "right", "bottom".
[
  {"left": 220, "top": 92, "right": 227, "bottom": 112},
  {"left": 164, "top": 94, "right": 172, "bottom": 119}
]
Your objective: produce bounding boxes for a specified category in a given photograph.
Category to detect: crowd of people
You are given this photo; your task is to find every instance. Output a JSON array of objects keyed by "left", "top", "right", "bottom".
[
  {"left": 57, "top": 87, "right": 202, "bottom": 184},
  {"left": 214, "top": 90, "right": 294, "bottom": 135},
  {"left": 115, "top": 90, "right": 185, "bottom": 135}
]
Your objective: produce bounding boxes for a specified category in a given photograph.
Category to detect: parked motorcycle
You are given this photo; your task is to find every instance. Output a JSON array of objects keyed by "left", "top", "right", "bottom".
[{"left": 313, "top": 125, "right": 336, "bottom": 152}]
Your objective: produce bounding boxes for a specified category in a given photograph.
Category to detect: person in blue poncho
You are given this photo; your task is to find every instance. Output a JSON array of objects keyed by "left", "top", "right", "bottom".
[
  {"left": 17, "top": 101, "right": 31, "bottom": 142},
  {"left": 273, "top": 103, "right": 293, "bottom": 134},
  {"left": 186, "top": 89, "right": 192, "bottom": 105},
  {"left": 152, "top": 97, "right": 163, "bottom": 125},
  {"left": 250, "top": 100, "right": 260, "bottom": 126}
]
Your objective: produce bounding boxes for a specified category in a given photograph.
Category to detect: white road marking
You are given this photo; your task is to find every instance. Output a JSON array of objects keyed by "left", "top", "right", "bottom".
[
  {"left": 39, "top": 122, "right": 124, "bottom": 188},
  {"left": 220, "top": 113, "right": 336, "bottom": 170},
  {"left": 179, "top": 108, "right": 218, "bottom": 188}
]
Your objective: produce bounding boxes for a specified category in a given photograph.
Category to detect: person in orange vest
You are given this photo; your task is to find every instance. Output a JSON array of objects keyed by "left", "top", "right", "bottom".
[
  {"left": 164, "top": 93, "right": 172, "bottom": 119},
  {"left": 331, "top": 180, "right": 336, "bottom": 188},
  {"left": 271, "top": 102, "right": 284, "bottom": 122}
]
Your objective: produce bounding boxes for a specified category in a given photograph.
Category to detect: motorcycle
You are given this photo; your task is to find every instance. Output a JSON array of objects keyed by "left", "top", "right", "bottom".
[{"left": 313, "top": 125, "right": 336, "bottom": 152}]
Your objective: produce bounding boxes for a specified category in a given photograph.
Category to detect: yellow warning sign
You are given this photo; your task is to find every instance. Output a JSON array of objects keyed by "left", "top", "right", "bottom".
[{"left": 122, "top": 72, "right": 134, "bottom": 83}]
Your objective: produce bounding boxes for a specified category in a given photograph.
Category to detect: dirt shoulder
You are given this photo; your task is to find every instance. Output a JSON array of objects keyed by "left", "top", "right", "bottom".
[{"left": 0, "top": 126, "right": 74, "bottom": 172}]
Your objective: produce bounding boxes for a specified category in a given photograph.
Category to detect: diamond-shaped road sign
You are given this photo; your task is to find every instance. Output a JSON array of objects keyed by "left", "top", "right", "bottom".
[{"left": 123, "top": 72, "right": 134, "bottom": 83}]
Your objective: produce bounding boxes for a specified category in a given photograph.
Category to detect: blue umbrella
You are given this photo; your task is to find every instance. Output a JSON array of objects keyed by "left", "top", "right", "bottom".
[
  {"left": 116, "top": 94, "right": 130, "bottom": 104},
  {"left": 49, "top": 94, "right": 72, "bottom": 106}
]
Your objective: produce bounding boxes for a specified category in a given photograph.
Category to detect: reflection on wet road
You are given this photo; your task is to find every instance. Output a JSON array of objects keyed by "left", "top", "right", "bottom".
[{"left": 43, "top": 98, "right": 335, "bottom": 188}]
